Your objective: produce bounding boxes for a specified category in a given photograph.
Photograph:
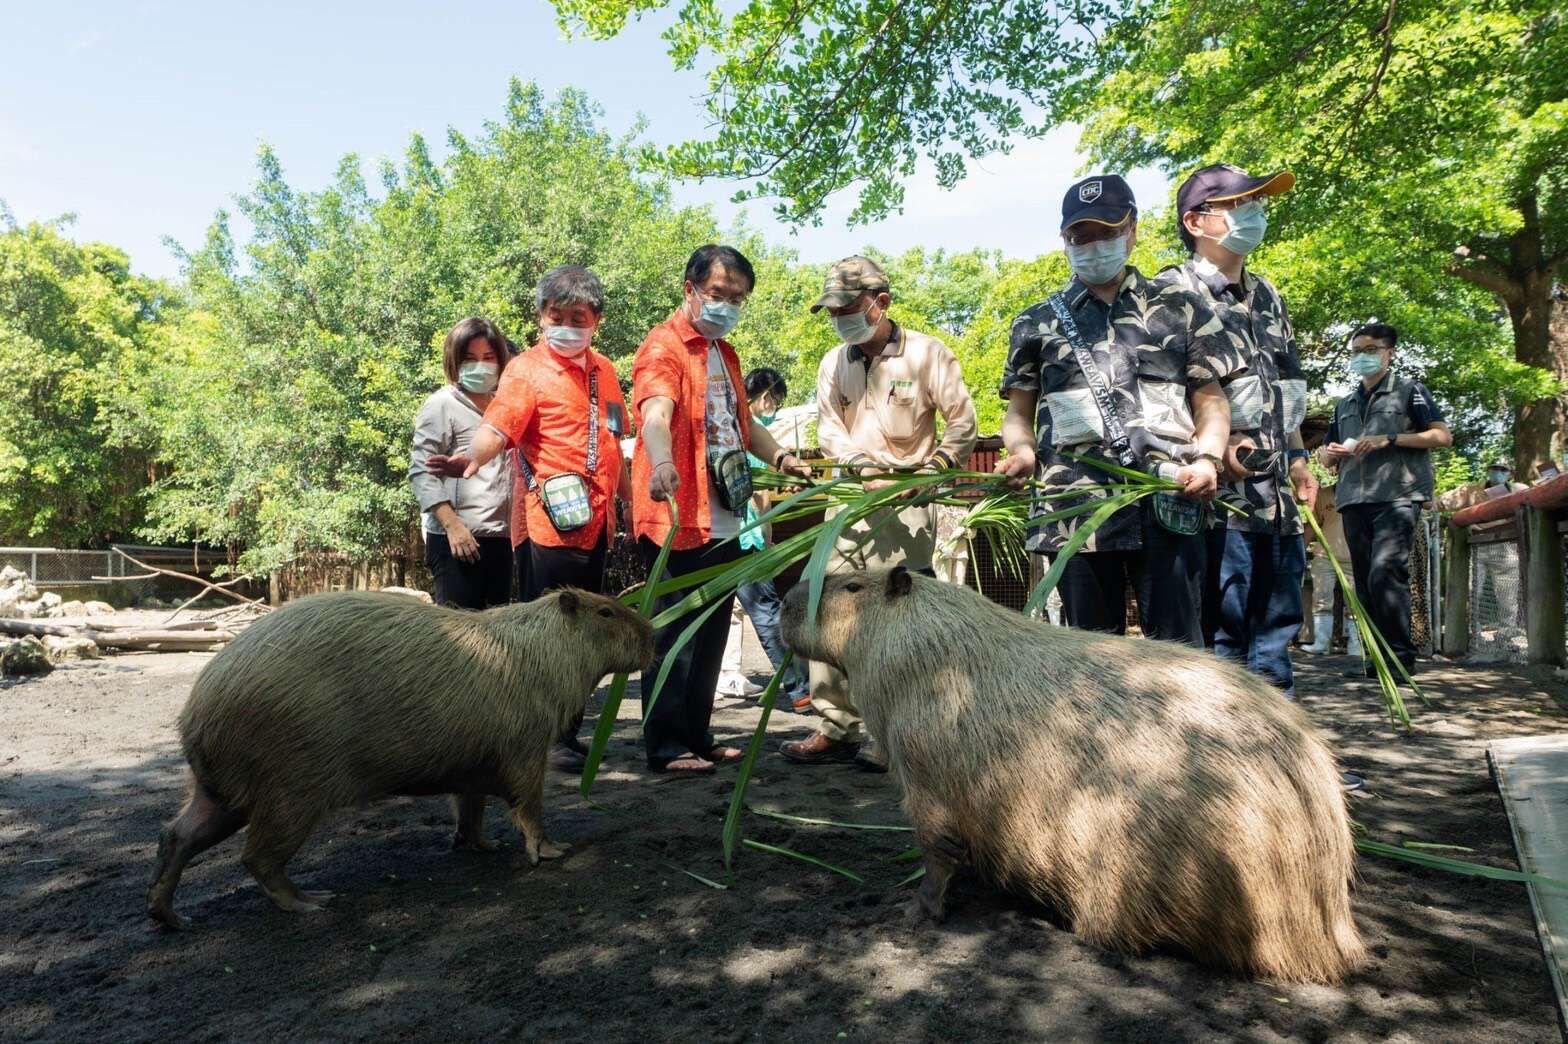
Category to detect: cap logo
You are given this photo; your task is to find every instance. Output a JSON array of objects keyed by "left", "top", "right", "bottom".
[
  {"left": 1220, "top": 163, "right": 1247, "bottom": 175},
  {"left": 1078, "top": 181, "right": 1102, "bottom": 203}
]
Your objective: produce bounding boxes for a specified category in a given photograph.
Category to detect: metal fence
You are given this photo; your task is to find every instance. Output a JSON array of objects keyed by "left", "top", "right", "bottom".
[
  {"left": 0, "top": 544, "right": 239, "bottom": 588},
  {"left": 1469, "top": 537, "right": 1526, "bottom": 662}
]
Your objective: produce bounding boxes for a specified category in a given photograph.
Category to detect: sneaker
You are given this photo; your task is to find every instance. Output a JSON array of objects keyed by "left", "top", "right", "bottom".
[
  {"left": 1340, "top": 771, "right": 1365, "bottom": 792},
  {"left": 779, "top": 733, "right": 860, "bottom": 764},
  {"left": 717, "top": 672, "right": 762, "bottom": 696}
]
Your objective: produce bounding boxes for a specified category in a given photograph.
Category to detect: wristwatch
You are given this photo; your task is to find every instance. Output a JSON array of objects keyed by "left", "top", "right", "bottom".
[
  {"left": 1197, "top": 452, "right": 1224, "bottom": 470},
  {"left": 772, "top": 448, "right": 792, "bottom": 469},
  {"left": 1385, "top": 434, "right": 1397, "bottom": 450}
]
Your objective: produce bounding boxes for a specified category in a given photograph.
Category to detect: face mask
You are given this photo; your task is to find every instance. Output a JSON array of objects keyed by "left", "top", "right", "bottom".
[
  {"left": 1210, "top": 200, "right": 1268, "bottom": 255},
  {"left": 545, "top": 324, "right": 591, "bottom": 357},
  {"left": 457, "top": 361, "right": 498, "bottom": 394},
  {"left": 756, "top": 411, "right": 777, "bottom": 425},
  {"left": 1348, "top": 352, "right": 1384, "bottom": 377},
  {"left": 692, "top": 297, "right": 741, "bottom": 338},
  {"left": 1486, "top": 470, "right": 1509, "bottom": 486},
  {"left": 1065, "top": 234, "right": 1130, "bottom": 286},
  {"left": 832, "top": 303, "right": 879, "bottom": 345}
]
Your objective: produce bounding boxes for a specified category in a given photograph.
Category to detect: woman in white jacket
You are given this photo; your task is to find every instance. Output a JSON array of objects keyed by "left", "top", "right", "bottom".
[{"left": 408, "top": 317, "right": 514, "bottom": 609}]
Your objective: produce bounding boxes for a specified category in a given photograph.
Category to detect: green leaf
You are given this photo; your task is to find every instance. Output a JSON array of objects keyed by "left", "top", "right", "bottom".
[
  {"left": 749, "top": 808, "right": 914, "bottom": 832},
  {"left": 721, "top": 654, "right": 793, "bottom": 872},
  {"left": 1356, "top": 839, "right": 1568, "bottom": 890},
  {"left": 740, "top": 839, "right": 866, "bottom": 883}
]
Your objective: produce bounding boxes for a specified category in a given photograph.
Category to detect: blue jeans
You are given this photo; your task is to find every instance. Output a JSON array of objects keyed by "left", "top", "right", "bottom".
[
  {"left": 735, "top": 577, "right": 809, "bottom": 698},
  {"left": 1209, "top": 529, "right": 1306, "bottom": 697}
]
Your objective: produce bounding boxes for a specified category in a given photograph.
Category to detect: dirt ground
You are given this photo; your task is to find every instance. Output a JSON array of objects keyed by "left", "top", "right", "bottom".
[{"left": 3, "top": 630, "right": 1567, "bottom": 1043}]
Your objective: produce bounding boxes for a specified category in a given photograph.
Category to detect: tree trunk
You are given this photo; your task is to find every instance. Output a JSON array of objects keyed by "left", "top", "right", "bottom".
[{"left": 1511, "top": 278, "right": 1566, "bottom": 481}]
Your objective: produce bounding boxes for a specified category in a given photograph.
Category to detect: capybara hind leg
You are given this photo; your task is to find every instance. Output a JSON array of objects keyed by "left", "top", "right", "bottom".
[
  {"left": 240, "top": 808, "right": 330, "bottom": 913},
  {"left": 450, "top": 794, "right": 497, "bottom": 852},
  {"left": 911, "top": 831, "right": 966, "bottom": 923},
  {"left": 147, "top": 783, "right": 245, "bottom": 930},
  {"left": 508, "top": 769, "right": 568, "bottom": 866}
]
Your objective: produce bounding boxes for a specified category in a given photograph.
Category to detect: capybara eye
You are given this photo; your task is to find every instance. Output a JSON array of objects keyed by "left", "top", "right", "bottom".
[
  {"left": 845, "top": 581, "right": 864, "bottom": 592},
  {"left": 598, "top": 608, "right": 613, "bottom": 618}
]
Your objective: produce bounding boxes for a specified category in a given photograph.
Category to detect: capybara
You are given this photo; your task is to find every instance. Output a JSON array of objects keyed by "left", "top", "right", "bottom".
[
  {"left": 147, "top": 588, "right": 652, "bottom": 928},
  {"left": 780, "top": 567, "right": 1364, "bottom": 984}
]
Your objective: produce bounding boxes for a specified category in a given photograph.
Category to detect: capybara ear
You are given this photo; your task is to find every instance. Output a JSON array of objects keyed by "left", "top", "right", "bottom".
[
  {"left": 558, "top": 589, "right": 579, "bottom": 615},
  {"left": 887, "top": 565, "right": 913, "bottom": 600}
]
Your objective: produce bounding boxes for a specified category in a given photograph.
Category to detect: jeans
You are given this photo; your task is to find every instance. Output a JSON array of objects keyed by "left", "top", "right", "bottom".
[
  {"left": 736, "top": 576, "right": 808, "bottom": 697},
  {"left": 425, "top": 533, "right": 513, "bottom": 610},
  {"left": 1340, "top": 501, "right": 1419, "bottom": 669},
  {"left": 1209, "top": 529, "right": 1306, "bottom": 697},
  {"left": 1052, "top": 502, "right": 1206, "bottom": 648}
]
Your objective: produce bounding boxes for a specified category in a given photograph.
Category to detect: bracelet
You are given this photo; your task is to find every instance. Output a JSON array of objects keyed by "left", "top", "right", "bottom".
[
  {"left": 1196, "top": 452, "right": 1224, "bottom": 469},
  {"left": 1287, "top": 448, "right": 1309, "bottom": 463},
  {"left": 652, "top": 459, "right": 677, "bottom": 473},
  {"left": 773, "top": 449, "right": 790, "bottom": 468}
]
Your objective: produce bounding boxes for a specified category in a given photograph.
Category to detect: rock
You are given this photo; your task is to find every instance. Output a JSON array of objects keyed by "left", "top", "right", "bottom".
[
  {"left": 379, "top": 586, "right": 433, "bottom": 603},
  {"left": 83, "top": 601, "right": 115, "bottom": 616},
  {"left": 1, "top": 637, "right": 54, "bottom": 676},
  {"left": 58, "top": 600, "right": 88, "bottom": 617},
  {"left": 0, "top": 565, "right": 25, "bottom": 585},
  {"left": 40, "top": 634, "right": 101, "bottom": 663}
]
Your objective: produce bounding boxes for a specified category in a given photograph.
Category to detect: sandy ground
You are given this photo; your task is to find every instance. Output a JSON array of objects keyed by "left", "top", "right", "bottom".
[{"left": 2, "top": 633, "right": 1567, "bottom": 1043}]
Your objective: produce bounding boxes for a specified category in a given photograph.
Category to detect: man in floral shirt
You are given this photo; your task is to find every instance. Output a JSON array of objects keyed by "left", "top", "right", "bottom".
[
  {"left": 1167, "top": 164, "right": 1317, "bottom": 697},
  {"left": 995, "top": 174, "right": 1243, "bottom": 646}
]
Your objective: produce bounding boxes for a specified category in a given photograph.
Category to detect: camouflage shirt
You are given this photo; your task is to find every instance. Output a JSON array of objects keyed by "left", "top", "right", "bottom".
[
  {"left": 1000, "top": 266, "right": 1246, "bottom": 554},
  {"left": 1159, "top": 259, "right": 1306, "bottom": 535}
]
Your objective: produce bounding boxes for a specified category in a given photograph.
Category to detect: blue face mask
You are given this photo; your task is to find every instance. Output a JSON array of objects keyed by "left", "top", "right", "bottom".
[
  {"left": 1213, "top": 200, "right": 1268, "bottom": 255},
  {"left": 693, "top": 298, "right": 742, "bottom": 338},
  {"left": 1348, "top": 352, "right": 1384, "bottom": 377},
  {"left": 457, "top": 361, "right": 498, "bottom": 394},
  {"left": 1065, "top": 234, "right": 1130, "bottom": 286}
]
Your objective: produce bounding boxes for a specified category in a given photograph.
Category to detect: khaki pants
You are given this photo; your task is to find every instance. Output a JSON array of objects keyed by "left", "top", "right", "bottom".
[
  {"left": 809, "top": 502, "right": 935, "bottom": 742},
  {"left": 1309, "top": 549, "right": 1350, "bottom": 616}
]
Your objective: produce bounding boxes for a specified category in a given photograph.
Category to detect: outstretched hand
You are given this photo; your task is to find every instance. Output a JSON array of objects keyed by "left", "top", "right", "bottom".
[{"left": 425, "top": 454, "right": 472, "bottom": 479}]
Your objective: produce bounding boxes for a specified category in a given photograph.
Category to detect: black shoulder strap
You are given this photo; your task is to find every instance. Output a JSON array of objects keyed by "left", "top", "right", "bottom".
[{"left": 1047, "top": 293, "right": 1139, "bottom": 469}]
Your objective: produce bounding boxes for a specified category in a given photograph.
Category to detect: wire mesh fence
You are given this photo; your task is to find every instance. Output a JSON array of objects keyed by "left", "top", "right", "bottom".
[
  {"left": 0, "top": 548, "right": 121, "bottom": 586},
  {"left": 1469, "top": 537, "right": 1526, "bottom": 662}
]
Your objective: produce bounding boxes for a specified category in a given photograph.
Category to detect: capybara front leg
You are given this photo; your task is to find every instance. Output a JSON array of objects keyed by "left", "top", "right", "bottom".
[
  {"left": 147, "top": 782, "right": 246, "bottom": 930},
  {"left": 912, "top": 832, "right": 967, "bottom": 923},
  {"left": 508, "top": 769, "right": 568, "bottom": 866},
  {"left": 240, "top": 807, "right": 330, "bottom": 913},
  {"left": 450, "top": 794, "right": 497, "bottom": 852}
]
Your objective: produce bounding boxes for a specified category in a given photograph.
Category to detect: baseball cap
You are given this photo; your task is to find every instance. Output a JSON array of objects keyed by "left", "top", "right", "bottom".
[
  {"left": 1176, "top": 163, "right": 1295, "bottom": 219},
  {"left": 810, "top": 255, "right": 890, "bottom": 312},
  {"left": 1060, "top": 175, "right": 1136, "bottom": 232}
]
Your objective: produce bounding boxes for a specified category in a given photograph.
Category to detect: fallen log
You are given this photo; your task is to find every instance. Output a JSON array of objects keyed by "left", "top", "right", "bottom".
[{"left": 0, "top": 618, "right": 233, "bottom": 651}]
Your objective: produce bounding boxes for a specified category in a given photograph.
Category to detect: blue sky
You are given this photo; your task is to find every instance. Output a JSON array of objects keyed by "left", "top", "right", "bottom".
[{"left": 1, "top": 0, "right": 1167, "bottom": 280}]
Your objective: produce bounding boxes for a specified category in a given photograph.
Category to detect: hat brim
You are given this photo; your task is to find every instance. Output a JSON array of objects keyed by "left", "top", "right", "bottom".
[
  {"left": 1060, "top": 206, "right": 1135, "bottom": 233},
  {"left": 1205, "top": 170, "right": 1295, "bottom": 204},
  {"left": 810, "top": 288, "right": 882, "bottom": 313}
]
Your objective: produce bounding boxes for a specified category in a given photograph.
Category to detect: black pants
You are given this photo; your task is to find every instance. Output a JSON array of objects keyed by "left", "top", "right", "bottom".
[
  {"left": 1052, "top": 504, "right": 1206, "bottom": 647},
  {"left": 512, "top": 541, "right": 531, "bottom": 604},
  {"left": 638, "top": 537, "right": 744, "bottom": 767},
  {"left": 1340, "top": 501, "right": 1419, "bottom": 669},
  {"left": 425, "top": 533, "right": 512, "bottom": 610},
  {"left": 524, "top": 536, "right": 609, "bottom": 746}
]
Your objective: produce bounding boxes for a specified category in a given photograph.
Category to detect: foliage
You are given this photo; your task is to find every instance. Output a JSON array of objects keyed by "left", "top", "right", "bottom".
[{"left": 0, "top": 217, "right": 175, "bottom": 546}]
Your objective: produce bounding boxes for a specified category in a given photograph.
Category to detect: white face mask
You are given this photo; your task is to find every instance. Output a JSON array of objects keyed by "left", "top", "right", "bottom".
[
  {"left": 545, "top": 324, "right": 591, "bottom": 357},
  {"left": 831, "top": 302, "right": 880, "bottom": 345}
]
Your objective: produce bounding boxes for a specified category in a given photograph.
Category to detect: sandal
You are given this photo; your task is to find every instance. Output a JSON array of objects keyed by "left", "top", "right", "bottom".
[
  {"left": 705, "top": 746, "right": 744, "bottom": 764},
  {"left": 650, "top": 755, "right": 717, "bottom": 775}
]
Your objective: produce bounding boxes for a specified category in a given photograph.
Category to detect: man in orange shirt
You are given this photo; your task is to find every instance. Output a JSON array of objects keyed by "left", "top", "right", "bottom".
[
  {"left": 457, "top": 265, "right": 632, "bottom": 769},
  {"left": 632, "top": 244, "right": 812, "bottom": 775}
]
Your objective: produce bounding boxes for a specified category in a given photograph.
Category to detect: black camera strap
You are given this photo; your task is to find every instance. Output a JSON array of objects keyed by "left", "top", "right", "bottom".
[
  {"left": 517, "top": 366, "right": 599, "bottom": 491},
  {"left": 1047, "top": 293, "right": 1139, "bottom": 470}
]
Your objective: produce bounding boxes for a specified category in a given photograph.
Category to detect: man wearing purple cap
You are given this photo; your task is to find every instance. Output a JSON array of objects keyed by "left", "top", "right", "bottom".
[
  {"left": 995, "top": 175, "right": 1243, "bottom": 644},
  {"left": 1164, "top": 163, "right": 1313, "bottom": 697}
]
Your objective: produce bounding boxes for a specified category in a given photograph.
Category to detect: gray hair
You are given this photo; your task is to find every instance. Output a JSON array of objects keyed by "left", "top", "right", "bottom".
[{"left": 535, "top": 264, "right": 605, "bottom": 315}]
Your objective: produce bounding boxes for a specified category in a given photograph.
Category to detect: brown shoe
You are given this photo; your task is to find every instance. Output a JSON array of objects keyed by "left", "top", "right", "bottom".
[
  {"left": 780, "top": 733, "right": 860, "bottom": 764},
  {"left": 854, "top": 740, "right": 889, "bottom": 773}
]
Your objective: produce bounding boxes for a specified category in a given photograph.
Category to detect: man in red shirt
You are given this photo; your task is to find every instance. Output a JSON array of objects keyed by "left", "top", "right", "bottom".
[
  {"left": 632, "top": 244, "right": 811, "bottom": 775},
  {"left": 458, "top": 265, "right": 631, "bottom": 769}
]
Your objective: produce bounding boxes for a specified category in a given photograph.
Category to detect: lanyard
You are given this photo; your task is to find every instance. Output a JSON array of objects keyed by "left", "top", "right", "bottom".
[{"left": 517, "top": 366, "right": 599, "bottom": 491}]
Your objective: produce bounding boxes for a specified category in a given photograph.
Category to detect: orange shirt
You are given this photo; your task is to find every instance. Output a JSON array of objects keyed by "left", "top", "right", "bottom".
[
  {"left": 631, "top": 308, "right": 752, "bottom": 550},
  {"left": 481, "top": 342, "right": 627, "bottom": 551}
]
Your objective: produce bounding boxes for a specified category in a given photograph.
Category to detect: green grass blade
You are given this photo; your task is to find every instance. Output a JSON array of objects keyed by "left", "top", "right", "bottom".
[
  {"left": 749, "top": 808, "right": 915, "bottom": 832},
  {"left": 675, "top": 866, "right": 730, "bottom": 890},
  {"left": 721, "top": 654, "right": 793, "bottom": 873},
  {"left": 1402, "top": 841, "right": 1475, "bottom": 853},
  {"left": 1022, "top": 489, "right": 1149, "bottom": 617},
  {"left": 889, "top": 846, "right": 924, "bottom": 862},
  {"left": 1356, "top": 838, "right": 1568, "bottom": 889},
  {"left": 640, "top": 596, "right": 730, "bottom": 726},
  {"left": 896, "top": 866, "right": 927, "bottom": 888},
  {"left": 740, "top": 838, "right": 866, "bottom": 883}
]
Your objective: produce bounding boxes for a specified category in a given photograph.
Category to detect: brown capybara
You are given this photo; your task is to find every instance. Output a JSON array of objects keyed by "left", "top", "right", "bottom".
[
  {"left": 147, "top": 588, "right": 652, "bottom": 929},
  {"left": 780, "top": 567, "right": 1364, "bottom": 984}
]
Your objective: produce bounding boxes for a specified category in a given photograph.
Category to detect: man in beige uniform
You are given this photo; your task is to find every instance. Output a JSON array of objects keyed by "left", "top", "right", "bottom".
[{"left": 781, "top": 256, "right": 978, "bottom": 770}]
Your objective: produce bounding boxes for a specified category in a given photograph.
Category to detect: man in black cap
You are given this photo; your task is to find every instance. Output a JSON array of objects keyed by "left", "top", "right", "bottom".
[
  {"left": 995, "top": 175, "right": 1244, "bottom": 643},
  {"left": 1163, "top": 163, "right": 1315, "bottom": 698}
]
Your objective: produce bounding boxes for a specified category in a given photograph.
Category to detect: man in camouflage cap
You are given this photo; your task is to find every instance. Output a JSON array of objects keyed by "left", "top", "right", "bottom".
[{"left": 780, "top": 255, "right": 978, "bottom": 771}]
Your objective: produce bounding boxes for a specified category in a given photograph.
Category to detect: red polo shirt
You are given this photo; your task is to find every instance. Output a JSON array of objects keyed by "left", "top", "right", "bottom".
[
  {"left": 482, "top": 341, "right": 627, "bottom": 551},
  {"left": 631, "top": 309, "right": 752, "bottom": 550}
]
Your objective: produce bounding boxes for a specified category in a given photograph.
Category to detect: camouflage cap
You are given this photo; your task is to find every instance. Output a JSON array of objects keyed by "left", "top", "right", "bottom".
[{"left": 810, "top": 255, "right": 890, "bottom": 313}]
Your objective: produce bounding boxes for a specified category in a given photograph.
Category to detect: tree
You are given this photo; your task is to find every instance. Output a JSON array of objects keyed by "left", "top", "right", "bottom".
[
  {"left": 551, "top": 0, "right": 1567, "bottom": 475},
  {"left": 0, "top": 216, "right": 174, "bottom": 545}
]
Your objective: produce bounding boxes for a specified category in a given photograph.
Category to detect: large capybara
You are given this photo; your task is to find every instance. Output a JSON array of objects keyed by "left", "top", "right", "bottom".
[
  {"left": 780, "top": 567, "right": 1364, "bottom": 983},
  {"left": 147, "top": 588, "right": 652, "bottom": 928}
]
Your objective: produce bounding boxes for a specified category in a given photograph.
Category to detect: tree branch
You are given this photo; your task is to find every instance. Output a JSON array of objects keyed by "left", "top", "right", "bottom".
[{"left": 1446, "top": 249, "right": 1523, "bottom": 307}]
